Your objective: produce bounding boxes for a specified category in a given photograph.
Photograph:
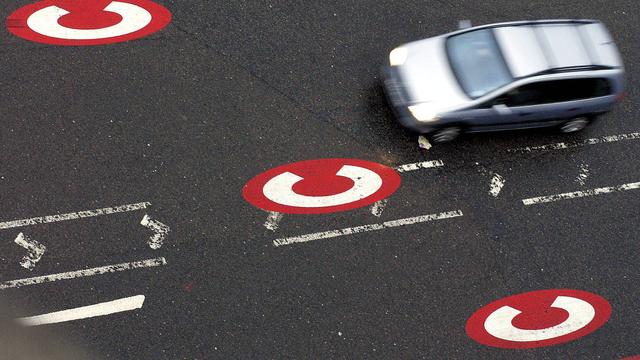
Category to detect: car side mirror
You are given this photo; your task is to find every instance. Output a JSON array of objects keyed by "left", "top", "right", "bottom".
[{"left": 492, "top": 104, "right": 512, "bottom": 115}]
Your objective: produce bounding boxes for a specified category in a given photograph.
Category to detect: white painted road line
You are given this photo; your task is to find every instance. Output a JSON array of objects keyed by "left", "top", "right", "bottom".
[
  {"left": 508, "top": 132, "right": 640, "bottom": 153},
  {"left": 17, "top": 295, "right": 145, "bottom": 326},
  {"left": 0, "top": 257, "right": 166, "bottom": 290},
  {"left": 370, "top": 199, "right": 389, "bottom": 217},
  {"left": 264, "top": 211, "right": 283, "bottom": 231},
  {"left": 273, "top": 210, "right": 463, "bottom": 246},
  {"left": 14, "top": 233, "right": 46, "bottom": 271},
  {"left": 576, "top": 163, "right": 590, "bottom": 186},
  {"left": 140, "top": 214, "right": 170, "bottom": 249},
  {"left": 0, "top": 202, "right": 151, "bottom": 230},
  {"left": 522, "top": 181, "right": 640, "bottom": 206},
  {"left": 395, "top": 160, "right": 444, "bottom": 173},
  {"left": 489, "top": 173, "right": 505, "bottom": 197}
]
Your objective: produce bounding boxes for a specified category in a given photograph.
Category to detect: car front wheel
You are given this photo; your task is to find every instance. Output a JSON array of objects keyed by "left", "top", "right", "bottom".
[
  {"left": 430, "top": 127, "right": 461, "bottom": 143},
  {"left": 560, "top": 116, "right": 592, "bottom": 133}
]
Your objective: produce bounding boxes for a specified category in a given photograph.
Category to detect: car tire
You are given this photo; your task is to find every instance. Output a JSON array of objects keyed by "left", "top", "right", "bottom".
[
  {"left": 560, "top": 116, "right": 592, "bottom": 133},
  {"left": 430, "top": 127, "right": 461, "bottom": 143}
]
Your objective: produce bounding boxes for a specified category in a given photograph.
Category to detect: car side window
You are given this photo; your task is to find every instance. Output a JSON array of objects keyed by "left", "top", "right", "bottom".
[
  {"left": 544, "top": 78, "right": 612, "bottom": 102},
  {"left": 477, "top": 78, "right": 612, "bottom": 109}
]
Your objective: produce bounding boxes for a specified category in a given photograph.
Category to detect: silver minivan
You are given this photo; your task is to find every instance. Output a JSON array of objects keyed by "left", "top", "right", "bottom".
[{"left": 382, "top": 20, "right": 624, "bottom": 142}]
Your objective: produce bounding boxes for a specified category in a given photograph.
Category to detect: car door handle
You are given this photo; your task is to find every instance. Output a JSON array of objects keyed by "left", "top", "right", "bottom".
[
  {"left": 567, "top": 108, "right": 580, "bottom": 111},
  {"left": 518, "top": 112, "right": 532, "bottom": 116}
]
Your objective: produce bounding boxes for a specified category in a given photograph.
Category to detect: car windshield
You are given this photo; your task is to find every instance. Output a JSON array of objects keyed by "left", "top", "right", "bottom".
[{"left": 446, "top": 29, "right": 513, "bottom": 98}]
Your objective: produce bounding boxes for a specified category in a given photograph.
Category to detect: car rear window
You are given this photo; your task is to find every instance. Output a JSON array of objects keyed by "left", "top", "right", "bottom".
[{"left": 446, "top": 29, "right": 513, "bottom": 98}]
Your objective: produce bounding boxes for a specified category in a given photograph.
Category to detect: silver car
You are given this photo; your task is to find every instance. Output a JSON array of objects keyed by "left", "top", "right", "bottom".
[{"left": 382, "top": 20, "right": 624, "bottom": 142}]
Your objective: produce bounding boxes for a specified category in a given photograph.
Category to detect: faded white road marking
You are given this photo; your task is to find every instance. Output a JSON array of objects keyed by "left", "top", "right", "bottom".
[
  {"left": 140, "top": 214, "right": 170, "bottom": 249},
  {"left": 370, "top": 199, "right": 389, "bottom": 217},
  {"left": 489, "top": 173, "right": 505, "bottom": 197},
  {"left": 14, "top": 233, "right": 46, "bottom": 271},
  {"left": 273, "top": 210, "right": 463, "bottom": 246},
  {"left": 264, "top": 211, "right": 283, "bottom": 231},
  {"left": 17, "top": 295, "right": 145, "bottom": 326},
  {"left": 0, "top": 257, "right": 166, "bottom": 290},
  {"left": 395, "top": 160, "right": 444, "bottom": 173},
  {"left": 0, "top": 202, "right": 151, "bottom": 230},
  {"left": 523, "top": 181, "right": 640, "bottom": 205},
  {"left": 508, "top": 132, "right": 640, "bottom": 153},
  {"left": 418, "top": 135, "right": 432, "bottom": 150},
  {"left": 368, "top": 160, "right": 444, "bottom": 217},
  {"left": 576, "top": 163, "right": 590, "bottom": 186}
]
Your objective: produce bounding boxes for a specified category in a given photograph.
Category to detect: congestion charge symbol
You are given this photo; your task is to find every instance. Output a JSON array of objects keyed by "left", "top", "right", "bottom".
[
  {"left": 465, "top": 289, "right": 611, "bottom": 349},
  {"left": 7, "top": 0, "right": 172, "bottom": 45},
  {"left": 242, "top": 158, "right": 401, "bottom": 214}
]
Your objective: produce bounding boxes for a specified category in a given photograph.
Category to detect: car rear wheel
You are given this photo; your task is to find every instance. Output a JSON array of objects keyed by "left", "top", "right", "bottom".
[
  {"left": 430, "top": 127, "right": 461, "bottom": 143},
  {"left": 560, "top": 116, "right": 591, "bottom": 133}
]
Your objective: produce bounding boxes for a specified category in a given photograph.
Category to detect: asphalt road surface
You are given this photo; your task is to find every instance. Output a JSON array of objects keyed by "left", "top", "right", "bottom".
[{"left": 0, "top": 0, "right": 639, "bottom": 358}]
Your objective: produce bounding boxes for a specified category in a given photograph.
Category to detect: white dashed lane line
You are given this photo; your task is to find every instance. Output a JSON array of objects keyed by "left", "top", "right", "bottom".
[
  {"left": 522, "top": 181, "right": 640, "bottom": 205},
  {"left": 508, "top": 132, "right": 640, "bottom": 153},
  {"left": 273, "top": 210, "right": 463, "bottom": 246},
  {"left": 0, "top": 202, "right": 151, "bottom": 230},
  {"left": 0, "top": 257, "right": 167, "bottom": 290}
]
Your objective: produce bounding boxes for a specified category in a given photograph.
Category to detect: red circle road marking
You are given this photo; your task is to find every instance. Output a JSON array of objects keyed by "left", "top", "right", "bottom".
[
  {"left": 243, "top": 158, "right": 401, "bottom": 214},
  {"left": 7, "top": 0, "right": 171, "bottom": 45},
  {"left": 466, "top": 289, "right": 611, "bottom": 349}
]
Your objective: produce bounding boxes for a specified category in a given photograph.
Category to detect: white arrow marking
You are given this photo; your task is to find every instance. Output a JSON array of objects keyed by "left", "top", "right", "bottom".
[
  {"left": 483, "top": 296, "right": 596, "bottom": 342},
  {"left": 27, "top": 2, "right": 152, "bottom": 40},
  {"left": 141, "top": 214, "right": 170, "bottom": 249},
  {"left": 14, "top": 233, "right": 46, "bottom": 271},
  {"left": 262, "top": 165, "right": 383, "bottom": 208},
  {"left": 16, "top": 295, "right": 145, "bottom": 326}
]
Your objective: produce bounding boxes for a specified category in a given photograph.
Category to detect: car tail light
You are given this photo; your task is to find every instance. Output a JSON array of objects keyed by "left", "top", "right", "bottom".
[{"left": 616, "top": 92, "right": 625, "bottom": 102}]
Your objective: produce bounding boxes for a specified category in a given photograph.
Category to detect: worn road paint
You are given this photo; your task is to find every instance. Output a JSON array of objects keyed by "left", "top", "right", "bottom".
[
  {"left": 264, "top": 211, "right": 283, "bottom": 231},
  {"left": 368, "top": 160, "right": 443, "bottom": 216},
  {"left": 466, "top": 289, "right": 611, "bottom": 349},
  {"left": 370, "top": 199, "right": 389, "bottom": 217},
  {"left": 17, "top": 295, "right": 145, "bottom": 326},
  {"left": 418, "top": 135, "right": 432, "bottom": 150},
  {"left": 523, "top": 181, "right": 640, "bottom": 205},
  {"left": 14, "top": 233, "right": 46, "bottom": 271},
  {"left": 140, "top": 214, "right": 170, "bottom": 249},
  {"left": 0, "top": 202, "right": 151, "bottom": 230},
  {"left": 576, "top": 163, "right": 590, "bottom": 186},
  {"left": 508, "top": 132, "right": 640, "bottom": 153},
  {"left": 0, "top": 257, "right": 166, "bottom": 290},
  {"left": 395, "top": 160, "right": 444, "bottom": 173},
  {"left": 273, "top": 210, "right": 463, "bottom": 246},
  {"left": 489, "top": 173, "right": 505, "bottom": 197}
]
